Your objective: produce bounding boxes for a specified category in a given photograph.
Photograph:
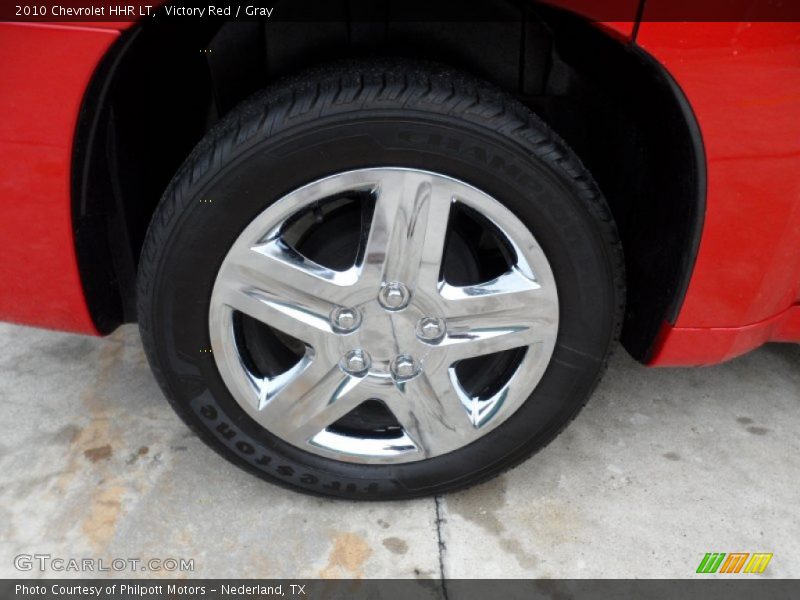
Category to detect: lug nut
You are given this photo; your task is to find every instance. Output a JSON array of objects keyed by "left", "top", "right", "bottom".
[
  {"left": 391, "top": 354, "right": 419, "bottom": 381},
  {"left": 417, "top": 317, "right": 445, "bottom": 342},
  {"left": 378, "top": 282, "right": 410, "bottom": 311},
  {"left": 330, "top": 306, "right": 361, "bottom": 333},
  {"left": 341, "top": 349, "right": 371, "bottom": 376}
]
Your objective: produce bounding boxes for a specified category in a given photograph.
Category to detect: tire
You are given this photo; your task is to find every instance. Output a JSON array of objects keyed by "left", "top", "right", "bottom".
[{"left": 138, "top": 60, "right": 625, "bottom": 500}]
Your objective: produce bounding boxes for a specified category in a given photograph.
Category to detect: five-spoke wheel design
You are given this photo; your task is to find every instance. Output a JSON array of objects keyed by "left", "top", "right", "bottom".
[{"left": 209, "top": 168, "right": 559, "bottom": 463}]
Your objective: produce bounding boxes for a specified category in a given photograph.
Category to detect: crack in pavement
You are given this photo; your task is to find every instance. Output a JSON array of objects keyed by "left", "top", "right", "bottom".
[{"left": 434, "top": 495, "right": 449, "bottom": 600}]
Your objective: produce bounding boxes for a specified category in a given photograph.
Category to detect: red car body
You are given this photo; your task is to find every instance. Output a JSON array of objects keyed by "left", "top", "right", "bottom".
[{"left": 1, "top": 3, "right": 799, "bottom": 367}]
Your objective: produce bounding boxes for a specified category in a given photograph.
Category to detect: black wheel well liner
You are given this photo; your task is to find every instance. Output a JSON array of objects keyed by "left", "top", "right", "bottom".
[{"left": 71, "top": 2, "right": 705, "bottom": 363}]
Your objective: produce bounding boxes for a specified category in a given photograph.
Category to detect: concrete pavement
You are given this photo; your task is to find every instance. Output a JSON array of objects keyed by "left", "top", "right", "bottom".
[{"left": 0, "top": 322, "right": 798, "bottom": 578}]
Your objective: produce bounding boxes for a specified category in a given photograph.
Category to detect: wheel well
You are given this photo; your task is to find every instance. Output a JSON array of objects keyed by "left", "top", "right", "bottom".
[{"left": 72, "top": 2, "right": 704, "bottom": 362}]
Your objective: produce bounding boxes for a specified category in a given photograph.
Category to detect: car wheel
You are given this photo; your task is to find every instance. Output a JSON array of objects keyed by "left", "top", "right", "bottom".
[{"left": 137, "top": 61, "right": 624, "bottom": 499}]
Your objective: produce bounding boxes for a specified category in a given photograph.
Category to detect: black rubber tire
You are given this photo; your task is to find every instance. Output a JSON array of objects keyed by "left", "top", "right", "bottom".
[{"left": 137, "top": 60, "right": 625, "bottom": 500}]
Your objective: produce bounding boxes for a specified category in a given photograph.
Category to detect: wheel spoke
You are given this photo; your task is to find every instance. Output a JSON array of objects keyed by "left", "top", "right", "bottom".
[
  {"left": 440, "top": 268, "right": 554, "bottom": 317},
  {"left": 360, "top": 170, "right": 453, "bottom": 291},
  {"left": 383, "top": 368, "right": 477, "bottom": 458},
  {"left": 440, "top": 306, "right": 556, "bottom": 362},
  {"left": 249, "top": 238, "right": 359, "bottom": 302},
  {"left": 255, "top": 359, "right": 367, "bottom": 446},
  {"left": 445, "top": 365, "right": 516, "bottom": 429},
  {"left": 214, "top": 243, "right": 353, "bottom": 344}
]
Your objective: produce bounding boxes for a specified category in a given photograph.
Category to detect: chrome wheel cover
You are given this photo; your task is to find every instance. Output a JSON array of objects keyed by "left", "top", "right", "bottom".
[{"left": 209, "top": 168, "right": 559, "bottom": 464}]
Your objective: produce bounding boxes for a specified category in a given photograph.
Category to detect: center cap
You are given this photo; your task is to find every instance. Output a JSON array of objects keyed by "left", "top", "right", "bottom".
[
  {"left": 378, "top": 281, "right": 410, "bottom": 311},
  {"left": 353, "top": 303, "right": 409, "bottom": 363},
  {"left": 335, "top": 299, "right": 430, "bottom": 378}
]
